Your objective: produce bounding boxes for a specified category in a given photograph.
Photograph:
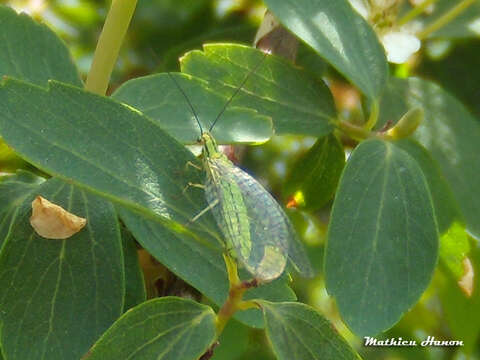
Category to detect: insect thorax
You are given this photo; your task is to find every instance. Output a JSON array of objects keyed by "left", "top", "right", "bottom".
[{"left": 200, "top": 132, "right": 220, "bottom": 158}]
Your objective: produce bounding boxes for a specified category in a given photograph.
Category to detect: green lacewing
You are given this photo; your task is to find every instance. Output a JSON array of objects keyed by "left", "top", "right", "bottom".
[{"left": 168, "top": 46, "right": 312, "bottom": 282}]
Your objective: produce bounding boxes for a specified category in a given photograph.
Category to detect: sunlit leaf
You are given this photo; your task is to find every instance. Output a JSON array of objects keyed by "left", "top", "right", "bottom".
[
  {"left": 263, "top": 0, "right": 388, "bottom": 99},
  {"left": 0, "top": 5, "right": 81, "bottom": 86},
  {"left": 113, "top": 73, "right": 273, "bottom": 144},
  {"left": 0, "top": 78, "right": 216, "bottom": 240},
  {"left": 181, "top": 44, "right": 337, "bottom": 136}
]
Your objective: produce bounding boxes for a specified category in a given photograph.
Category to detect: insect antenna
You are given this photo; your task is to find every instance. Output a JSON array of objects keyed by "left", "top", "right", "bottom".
[
  {"left": 208, "top": 47, "right": 273, "bottom": 132},
  {"left": 167, "top": 72, "right": 204, "bottom": 135}
]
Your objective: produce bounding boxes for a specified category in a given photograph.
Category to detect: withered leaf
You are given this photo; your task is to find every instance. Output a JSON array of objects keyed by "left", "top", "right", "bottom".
[{"left": 30, "top": 196, "right": 86, "bottom": 239}]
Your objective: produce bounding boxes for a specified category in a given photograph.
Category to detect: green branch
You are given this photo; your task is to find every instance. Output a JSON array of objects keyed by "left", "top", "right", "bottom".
[
  {"left": 85, "top": 0, "right": 138, "bottom": 95},
  {"left": 417, "top": 0, "right": 477, "bottom": 39},
  {"left": 215, "top": 255, "right": 259, "bottom": 335},
  {"left": 398, "top": 0, "right": 439, "bottom": 26}
]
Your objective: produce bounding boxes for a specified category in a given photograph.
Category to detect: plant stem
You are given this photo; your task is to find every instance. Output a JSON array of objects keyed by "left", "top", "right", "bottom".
[
  {"left": 85, "top": 0, "right": 138, "bottom": 95},
  {"left": 363, "top": 101, "right": 379, "bottom": 131},
  {"left": 223, "top": 254, "right": 241, "bottom": 287},
  {"left": 417, "top": 0, "right": 477, "bottom": 39},
  {"left": 339, "top": 121, "right": 372, "bottom": 141},
  {"left": 215, "top": 283, "right": 247, "bottom": 334},
  {"left": 398, "top": 0, "right": 439, "bottom": 26},
  {"left": 215, "top": 255, "right": 259, "bottom": 335}
]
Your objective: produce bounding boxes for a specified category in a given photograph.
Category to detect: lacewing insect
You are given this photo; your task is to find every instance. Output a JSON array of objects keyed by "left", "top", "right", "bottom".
[{"left": 168, "top": 46, "right": 311, "bottom": 282}]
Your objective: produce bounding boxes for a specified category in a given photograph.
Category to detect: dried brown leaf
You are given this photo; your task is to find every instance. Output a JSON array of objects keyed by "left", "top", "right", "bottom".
[
  {"left": 30, "top": 196, "right": 86, "bottom": 239},
  {"left": 458, "top": 257, "right": 474, "bottom": 297}
]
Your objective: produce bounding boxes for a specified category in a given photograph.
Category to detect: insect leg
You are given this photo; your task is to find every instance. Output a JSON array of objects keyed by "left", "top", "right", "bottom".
[
  {"left": 190, "top": 198, "right": 219, "bottom": 223},
  {"left": 182, "top": 182, "right": 205, "bottom": 194},
  {"left": 185, "top": 161, "right": 202, "bottom": 171}
]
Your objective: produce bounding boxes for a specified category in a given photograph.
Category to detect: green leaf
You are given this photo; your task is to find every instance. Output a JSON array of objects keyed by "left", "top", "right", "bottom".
[
  {"left": 118, "top": 206, "right": 296, "bottom": 328},
  {"left": 0, "top": 170, "right": 45, "bottom": 250},
  {"left": 0, "top": 178, "right": 124, "bottom": 360},
  {"left": 0, "top": 140, "right": 30, "bottom": 172},
  {"left": 86, "top": 297, "right": 216, "bottom": 360},
  {"left": 260, "top": 301, "right": 360, "bottom": 360},
  {"left": 325, "top": 139, "right": 438, "bottom": 336},
  {"left": 394, "top": 139, "right": 469, "bottom": 280},
  {"left": 180, "top": 44, "right": 337, "bottom": 136},
  {"left": 211, "top": 319, "right": 249, "bottom": 360},
  {"left": 263, "top": 0, "right": 388, "bottom": 100},
  {"left": 393, "top": 139, "right": 461, "bottom": 231},
  {"left": 121, "top": 227, "right": 146, "bottom": 311},
  {"left": 378, "top": 77, "right": 480, "bottom": 240},
  {"left": 418, "top": 41, "right": 480, "bottom": 118},
  {"left": 374, "top": 79, "right": 411, "bottom": 131},
  {"left": 0, "top": 79, "right": 296, "bottom": 327},
  {"left": 158, "top": 24, "right": 257, "bottom": 72},
  {"left": 286, "top": 209, "right": 325, "bottom": 274},
  {"left": 0, "top": 78, "right": 217, "bottom": 240},
  {"left": 438, "top": 223, "right": 470, "bottom": 279},
  {"left": 112, "top": 73, "right": 273, "bottom": 144},
  {"left": 282, "top": 209, "right": 315, "bottom": 278},
  {"left": 440, "top": 246, "right": 480, "bottom": 354},
  {"left": 284, "top": 134, "right": 345, "bottom": 211},
  {"left": 0, "top": 5, "right": 81, "bottom": 87},
  {"left": 413, "top": 0, "right": 480, "bottom": 39},
  {"left": 296, "top": 42, "right": 328, "bottom": 79}
]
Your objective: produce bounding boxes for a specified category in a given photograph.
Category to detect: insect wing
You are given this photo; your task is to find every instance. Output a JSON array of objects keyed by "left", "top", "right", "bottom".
[
  {"left": 280, "top": 210, "right": 314, "bottom": 278},
  {"left": 225, "top": 163, "right": 313, "bottom": 278},
  {"left": 233, "top": 165, "right": 313, "bottom": 278},
  {"left": 204, "top": 159, "right": 252, "bottom": 264},
  {"left": 207, "top": 159, "right": 290, "bottom": 281}
]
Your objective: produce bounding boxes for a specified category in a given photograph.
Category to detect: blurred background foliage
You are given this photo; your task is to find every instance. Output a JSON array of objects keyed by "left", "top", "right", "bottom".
[{"left": 1, "top": 0, "right": 479, "bottom": 359}]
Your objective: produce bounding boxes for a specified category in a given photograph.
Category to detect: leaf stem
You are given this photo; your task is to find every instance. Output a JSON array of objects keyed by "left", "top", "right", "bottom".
[
  {"left": 85, "top": 0, "right": 138, "bottom": 95},
  {"left": 416, "top": 0, "right": 477, "bottom": 40},
  {"left": 398, "top": 0, "right": 439, "bottom": 26}
]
